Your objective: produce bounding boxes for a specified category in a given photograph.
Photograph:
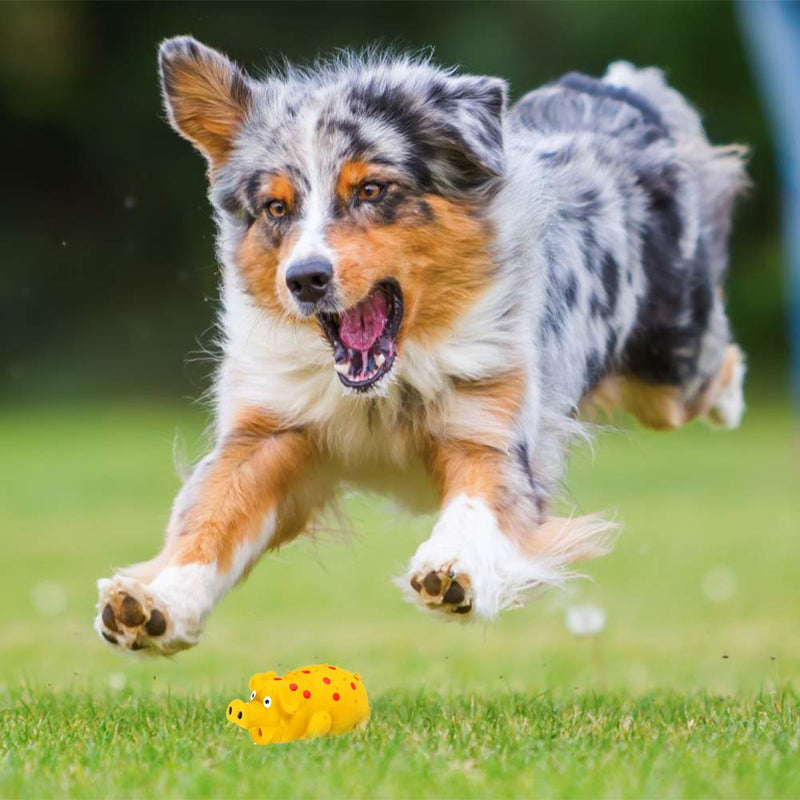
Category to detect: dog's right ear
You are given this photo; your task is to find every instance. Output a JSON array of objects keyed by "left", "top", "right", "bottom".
[{"left": 159, "top": 36, "right": 252, "bottom": 168}]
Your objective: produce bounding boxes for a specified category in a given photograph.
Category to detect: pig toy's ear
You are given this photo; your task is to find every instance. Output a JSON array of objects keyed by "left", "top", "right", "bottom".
[
  {"left": 276, "top": 681, "right": 302, "bottom": 715},
  {"left": 248, "top": 671, "right": 276, "bottom": 691}
]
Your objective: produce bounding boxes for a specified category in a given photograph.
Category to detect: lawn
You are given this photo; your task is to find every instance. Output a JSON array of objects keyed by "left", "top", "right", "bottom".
[{"left": 1, "top": 400, "right": 798, "bottom": 798}]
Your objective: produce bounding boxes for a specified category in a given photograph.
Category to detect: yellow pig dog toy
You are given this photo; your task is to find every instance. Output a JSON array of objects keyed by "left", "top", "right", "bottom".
[{"left": 226, "top": 665, "right": 369, "bottom": 744}]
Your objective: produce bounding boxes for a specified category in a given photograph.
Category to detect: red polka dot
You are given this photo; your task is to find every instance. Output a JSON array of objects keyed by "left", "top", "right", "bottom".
[
  {"left": 303, "top": 690, "right": 311, "bottom": 699},
  {"left": 289, "top": 683, "right": 298, "bottom": 691},
  {"left": 332, "top": 693, "right": 340, "bottom": 701},
  {"left": 323, "top": 677, "right": 331, "bottom": 685},
  {"left": 328, "top": 666, "right": 337, "bottom": 670},
  {"left": 302, "top": 670, "right": 311, "bottom": 674},
  {"left": 273, "top": 677, "right": 282, "bottom": 681},
  {"left": 350, "top": 682, "right": 356, "bottom": 690}
]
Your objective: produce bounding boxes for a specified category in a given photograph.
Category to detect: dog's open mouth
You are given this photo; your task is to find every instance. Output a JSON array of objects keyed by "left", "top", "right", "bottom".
[{"left": 318, "top": 280, "right": 403, "bottom": 391}]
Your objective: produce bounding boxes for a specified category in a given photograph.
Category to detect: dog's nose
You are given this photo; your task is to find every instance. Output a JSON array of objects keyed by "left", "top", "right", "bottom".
[{"left": 285, "top": 257, "right": 333, "bottom": 304}]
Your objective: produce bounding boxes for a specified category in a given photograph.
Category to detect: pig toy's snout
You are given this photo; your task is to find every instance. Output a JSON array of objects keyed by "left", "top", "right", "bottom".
[{"left": 226, "top": 699, "right": 251, "bottom": 728}]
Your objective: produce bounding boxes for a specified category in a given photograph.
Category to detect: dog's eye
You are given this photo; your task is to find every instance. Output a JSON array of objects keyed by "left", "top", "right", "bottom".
[
  {"left": 265, "top": 199, "right": 287, "bottom": 219},
  {"left": 263, "top": 696, "right": 272, "bottom": 708},
  {"left": 357, "top": 182, "right": 385, "bottom": 202},
  {"left": 250, "top": 690, "right": 256, "bottom": 701}
]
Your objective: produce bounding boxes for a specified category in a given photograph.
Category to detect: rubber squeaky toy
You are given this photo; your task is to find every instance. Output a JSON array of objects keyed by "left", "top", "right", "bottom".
[{"left": 226, "top": 665, "right": 369, "bottom": 744}]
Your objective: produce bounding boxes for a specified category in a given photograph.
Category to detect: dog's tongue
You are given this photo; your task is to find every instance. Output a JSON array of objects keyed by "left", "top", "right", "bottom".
[{"left": 339, "top": 290, "right": 388, "bottom": 350}]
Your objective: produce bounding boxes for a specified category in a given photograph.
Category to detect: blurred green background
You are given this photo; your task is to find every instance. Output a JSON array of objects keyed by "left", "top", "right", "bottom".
[
  {"left": 1, "top": 0, "right": 797, "bottom": 683},
  {"left": 0, "top": 0, "right": 792, "bottom": 401}
]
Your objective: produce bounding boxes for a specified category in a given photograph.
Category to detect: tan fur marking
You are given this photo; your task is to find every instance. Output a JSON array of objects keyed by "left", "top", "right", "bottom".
[
  {"left": 163, "top": 409, "right": 315, "bottom": 571},
  {"left": 449, "top": 372, "right": 525, "bottom": 447},
  {"left": 716, "top": 344, "right": 741, "bottom": 394},
  {"left": 327, "top": 196, "right": 493, "bottom": 343},
  {"left": 582, "top": 376, "right": 689, "bottom": 430},
  {"left": 425, "top": 440, "right": 506, "bottom": 509},
  {"left": 237, "top": 225, "right": 300, "bottom": 318},
  {"left": 251, "top": 174, "right": 297, "bottom": 212},
  {"left": 336, "top": 161, "right": 372, "bottom": 202}
]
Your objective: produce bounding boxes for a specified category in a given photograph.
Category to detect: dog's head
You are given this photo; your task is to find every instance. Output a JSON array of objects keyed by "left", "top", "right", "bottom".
[{"left": 159, "top": 37, "right": 507, "bottom": 393}]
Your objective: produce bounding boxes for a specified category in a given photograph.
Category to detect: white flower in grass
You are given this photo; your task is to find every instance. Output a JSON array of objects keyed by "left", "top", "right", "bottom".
[
  {"left": 702, "top": 566, "right": 737, "bottom": 603},
  {"left": 108, "top": 673, "right": 127, "bottom": 691},
  {"left": 31, "top": 581, "right": 67, "bottom": 615},
  {"left": 565, "top": 604, "right": 607, "bottom": 637}
]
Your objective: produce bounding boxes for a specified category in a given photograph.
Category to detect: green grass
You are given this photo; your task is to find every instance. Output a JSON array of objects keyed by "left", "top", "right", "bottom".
[
  {"left": 1, "top": 401, "right": 798, "bottom": 798},
  {"left": 3, "top": 690, "right": 799, "bottom": 798}
]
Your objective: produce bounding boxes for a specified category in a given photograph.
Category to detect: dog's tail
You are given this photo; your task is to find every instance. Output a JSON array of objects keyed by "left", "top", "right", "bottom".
[{"left": 603, "top": 61, "right": 749, "bottom": 283}]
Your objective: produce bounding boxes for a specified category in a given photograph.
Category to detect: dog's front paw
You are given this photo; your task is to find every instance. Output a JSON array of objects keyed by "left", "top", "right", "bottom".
[
  {"left": 409, "top": 566, "right": 474, "bottom": 616},
  {"left": 399, "top": 495, "right": 573, "bottom": 620},
  {"left": 95, "top": 572, "right": 202, "bottom": 656}
]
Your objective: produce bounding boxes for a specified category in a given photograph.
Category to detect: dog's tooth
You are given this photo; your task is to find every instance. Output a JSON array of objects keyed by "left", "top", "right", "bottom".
[
  {"left": 334, "top": 361, "right": 351, "bottom": 375},
  {"left": 375, "top": 353, "right": 386, "bottom": 368}
]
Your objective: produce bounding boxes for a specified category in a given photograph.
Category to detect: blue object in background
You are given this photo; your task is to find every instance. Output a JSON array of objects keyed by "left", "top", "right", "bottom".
[{"left": 738, "top": 0, "right": 800, "bottom": 410}]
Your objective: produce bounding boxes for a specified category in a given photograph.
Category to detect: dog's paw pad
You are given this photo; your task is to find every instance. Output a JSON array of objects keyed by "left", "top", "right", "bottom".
[
  {"left": 119, "top": 594, "right": 146, "bottom": 627},
  {"left": 410, "top": 568, "right": 473, "bottom": 615},
  {"left": 96, "top": 581, "right": 170, "bottom": 653},
  {"left": 145, "top": 609, "right": 167, "bottom": 636}
]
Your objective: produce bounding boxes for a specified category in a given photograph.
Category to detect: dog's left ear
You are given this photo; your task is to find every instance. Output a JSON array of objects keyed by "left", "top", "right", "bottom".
[
  {"left": 158, "top": 35, "right": 252, "bottom": 168},
  {"left": 424, "top": 74, "right": 508, "bottom": 189}
]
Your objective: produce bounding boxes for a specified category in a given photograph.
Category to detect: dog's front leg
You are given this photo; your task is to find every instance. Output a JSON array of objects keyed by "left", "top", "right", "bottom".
[
  {"left": 403, "top": 439, "right": 612, "bottom": 620},
  {"left": 95, "top": 410, "right": 316, "bottom": 654}
]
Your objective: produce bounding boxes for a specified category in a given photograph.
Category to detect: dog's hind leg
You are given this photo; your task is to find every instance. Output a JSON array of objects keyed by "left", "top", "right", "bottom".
[
  {"left": 582, "top": 344, "right": 746, "bottom": 431},
  {"left": 703, "top": 344, "right": 746, "bottom": 429},
  {"left": 95, "top": 409, "right": 324, "bottom": 655}
]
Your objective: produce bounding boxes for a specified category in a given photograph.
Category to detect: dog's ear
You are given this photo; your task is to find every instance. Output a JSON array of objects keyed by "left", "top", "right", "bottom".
[
  {"left": 424, "top": 74, "right": 508, "bottom": 189},
  {"left": 159, "top": 36, "right": 252, "bottom": 167}
]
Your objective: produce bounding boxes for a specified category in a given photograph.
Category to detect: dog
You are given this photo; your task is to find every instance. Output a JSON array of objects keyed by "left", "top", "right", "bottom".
[{"left": 95, "top": 37, "right": 747, "bottom": 654}]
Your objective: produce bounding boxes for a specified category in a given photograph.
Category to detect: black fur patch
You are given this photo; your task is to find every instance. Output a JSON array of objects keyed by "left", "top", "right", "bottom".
[
  {"left": 348, "top": 81, "right": 500, "bottom": 192},
  {"left": 319, "top": 117, "right": 373, "bottom": 160},
  {"left": 557, "top": 72, "right": 667, "bottom": 133},
  {"left": 348, "top": 86, "right": 436, "bottom": 189},
  {"left": 584, "top": 349, "right": 605, "bottom": 393},
  {"left": 562, "top": 188, "right": 604, "bottom": 222},
  {"left": 622, "top": 170, "right": 715, "bottom": 385},
  {"left": 510, "top": 71, "right": 670, "bottom": 152},
  {"left": 415, "top": 199, "right": 435, "bottom": 222},
  {"left": 244, "top": 170, "right": 268, "bottom": 215},
  {"left": 537, "top": 145, "right": 576, "bottom": 167},
  {"left": 564, "top": 272, "right": 579, "bottom": 309},
  {"left": 600, "top": 252, "right": 620, "bottom": 318},
  {"left": 540, "top": 247, "right": 569, "bottom": 341}
]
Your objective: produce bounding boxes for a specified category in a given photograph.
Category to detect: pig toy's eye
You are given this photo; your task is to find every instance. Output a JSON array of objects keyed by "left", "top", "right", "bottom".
[
  {"left": 263, "top": 696, "right": 272, "bottom": 708},
  {"left": 250, "top": 690, "right": 256, "bottom": 701}
]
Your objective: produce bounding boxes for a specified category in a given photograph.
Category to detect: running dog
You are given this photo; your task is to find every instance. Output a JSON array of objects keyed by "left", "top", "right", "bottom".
[{"left": 95, "top": 37, "right": 747, "bottom": 654}]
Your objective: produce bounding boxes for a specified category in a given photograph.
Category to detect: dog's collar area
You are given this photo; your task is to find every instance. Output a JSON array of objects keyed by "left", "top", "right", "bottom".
[{"left": 318, "top": 280, "right": 403, "bottom": 391}]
